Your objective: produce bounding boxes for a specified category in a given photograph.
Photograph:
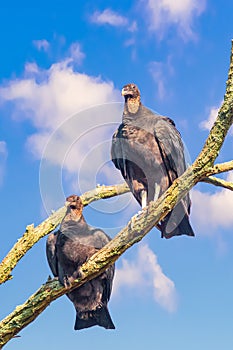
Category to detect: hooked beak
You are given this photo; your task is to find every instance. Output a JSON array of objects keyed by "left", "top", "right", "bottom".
[
  {"left": 65, "top": 200, "right": 72, "bottom": 208},
  {"left": 121, "top": 86, "right": 133, "bottom": 97}
]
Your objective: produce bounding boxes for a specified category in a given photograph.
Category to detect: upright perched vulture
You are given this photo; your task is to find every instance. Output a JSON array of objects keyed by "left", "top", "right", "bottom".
[
  {"left": 46, "top": 195, "right": 115, "bottom": 330},
  {"left": 111, "top": 83, "right": 194, "bottom": 239}
]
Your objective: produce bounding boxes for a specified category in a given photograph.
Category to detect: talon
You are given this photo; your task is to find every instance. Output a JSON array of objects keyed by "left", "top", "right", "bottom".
[{"left": 63, "top": 275, "right": 74, "bottom": 288}]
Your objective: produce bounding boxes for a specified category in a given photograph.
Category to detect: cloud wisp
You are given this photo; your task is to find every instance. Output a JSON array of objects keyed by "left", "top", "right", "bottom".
[
  {"left": 149, "top": 56, "right": 174, "bottom": 100},
  {"left": 90, "top": 9, "right": 128, "bottom": 27},
  {"left": 33, "top": 39, "right": 50, "bottom": 52},
  {"left": 142, "top": 0, "right": 206, "bottom": 41},
  {"left": 199, "top": 103, "right": 221, "bottom": 131},
  {"left": 113, "top": 244, "right": 177, "bottom": 312},
  {"left": 191, "top": 172, "right": 233, "bottom": 234},
  {"left": 199, "top": 101, "right": 233, "bottom": 135}
]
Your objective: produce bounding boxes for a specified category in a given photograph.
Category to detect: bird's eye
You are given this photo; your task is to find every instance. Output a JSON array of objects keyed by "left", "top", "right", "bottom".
[{"left": 132, "top": 85, "right": 136, "bottom": 89}]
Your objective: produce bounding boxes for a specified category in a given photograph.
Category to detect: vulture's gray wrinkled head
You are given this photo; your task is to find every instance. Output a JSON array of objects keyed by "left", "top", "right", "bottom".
[
  {"left": 65, "top": 195, "right": 84, "bottom": 219},
  {"left": 121, "top": 83, "right": 140, "bottom": 101},
  {"left": 122, "top": 83, "right": 141, "bottom": 115}
]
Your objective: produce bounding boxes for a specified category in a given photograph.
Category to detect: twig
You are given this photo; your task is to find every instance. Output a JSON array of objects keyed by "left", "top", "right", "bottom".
[
  {"left": 201, "top": 175, "right": 233, "bottom": 191},
  {"left": 205, "top": 160, "right": 233, "bottom": 176}
]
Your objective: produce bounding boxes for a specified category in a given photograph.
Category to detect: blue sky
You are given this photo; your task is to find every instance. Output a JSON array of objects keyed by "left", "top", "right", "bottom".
[{"left": 0, "top": 1, "right": 233, "bottom": 349}]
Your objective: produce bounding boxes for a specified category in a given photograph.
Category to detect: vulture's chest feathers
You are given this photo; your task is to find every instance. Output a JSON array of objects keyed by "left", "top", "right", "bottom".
[{"left": 117, "top": 110, "right": 163, "bottom": 168}]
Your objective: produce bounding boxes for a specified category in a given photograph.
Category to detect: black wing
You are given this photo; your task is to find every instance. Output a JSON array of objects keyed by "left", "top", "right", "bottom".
[
  {"left": 101, "top": 263, "right": 115, "bottom": 303},
  {"left": 46, "top": 231, "right": 59, "bottom": 277},
  {"left": 153, "top": 117, "right": 191, "bottom": 209},
  {"left": 91, "top": 228, "right": 115, "bottom": 302},
  {"left": 91, "top": 228, "right": 112, "bottom": 248},
  {"left": 152, "top": 117, "right": 194, "bottom": 239},
  {"left": 111, "top": 124, "right": 148, "bottom": 188},
  {"left": 153, "top": 117, "right": 187, "bottom": 182},
  {"left": 111, "top": 124, "right": 128, "bottom": 177}
]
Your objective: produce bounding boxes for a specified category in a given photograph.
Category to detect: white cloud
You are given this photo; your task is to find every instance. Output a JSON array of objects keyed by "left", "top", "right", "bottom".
[
  {"left": 199, "top": 104, "right": 220, "bottom": 131},
  {"left": 149, "top": 57, "right": 174, "bottom": 100},
  {"left": 33, "top": 39, "right": 50, "bottom": 52},
  {"left": 0, "top": 43, "right": 127, "bottom": 213},
  {"left": 0, "top": 141, "right": 8, "bottom": 187},
  {"left": 0, "top": 53, "right": 119, "bottom": 132},
  {"left": 128, "top": 20, "right": 138, "bottom": 33},
  {"left": 191, "top": 172, "right": 233, "bottom": 234},
  {"left": 91, "top": 9, "right": 128, "bottom": 27},
  {"left": 143, "top": 0, "right": 206, "bottom": 40},
  {"left": 199, "top": 101, "right": 233, "bottom": 135},
  {"left": 68, "top": 42, "right": 85, "bottom": 64},
  {"left": 24, "top": 62, "right": 40, "bottom": 74},
  {"left": 113, "top": 244, "right": 177, "bottom": 312},
  {"left": 149, "top": 62, "right": 166, "bottom": 99}
]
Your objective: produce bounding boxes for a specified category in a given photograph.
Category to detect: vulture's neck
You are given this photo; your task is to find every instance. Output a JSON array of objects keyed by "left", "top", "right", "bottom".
[
  {"left": 63, "top": 209, "right": 86, "bottom": 225},
  {"left": 60, "top": 211, "right": 88, "bottom": 238},
  {"left": 124, "top": 96, "right": 141, "bottom": 115}
]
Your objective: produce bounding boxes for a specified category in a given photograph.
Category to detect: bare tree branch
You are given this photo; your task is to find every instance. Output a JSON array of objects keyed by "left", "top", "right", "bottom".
[
  {"left": 205, "top": 160, "right": 233, "bottom": 176},
  {"left": 201, "top": 175, "right": 233, "bottom": 191},
  {"left": 0, "top": 40, "right": 233, "bottom": 348}
]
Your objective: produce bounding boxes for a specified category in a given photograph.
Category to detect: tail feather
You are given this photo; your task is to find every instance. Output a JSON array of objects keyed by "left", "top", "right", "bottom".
[
  {"left": 74, "top": 306, "right": 115, "bottom": 330},
  {"left": 160, "top": 201, "right": 195, "bottom": 239},
  {"left": 74, "top": 314, "right": 97, "bottom": 330}
]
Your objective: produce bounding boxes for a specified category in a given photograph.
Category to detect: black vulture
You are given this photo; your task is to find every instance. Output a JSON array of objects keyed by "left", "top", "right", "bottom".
[
  {"left": 46, "top": 195, "right": 115, "bottom": 330},
  {"left": 111, "top": 83, "right": 194, "bottom": 239}
]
